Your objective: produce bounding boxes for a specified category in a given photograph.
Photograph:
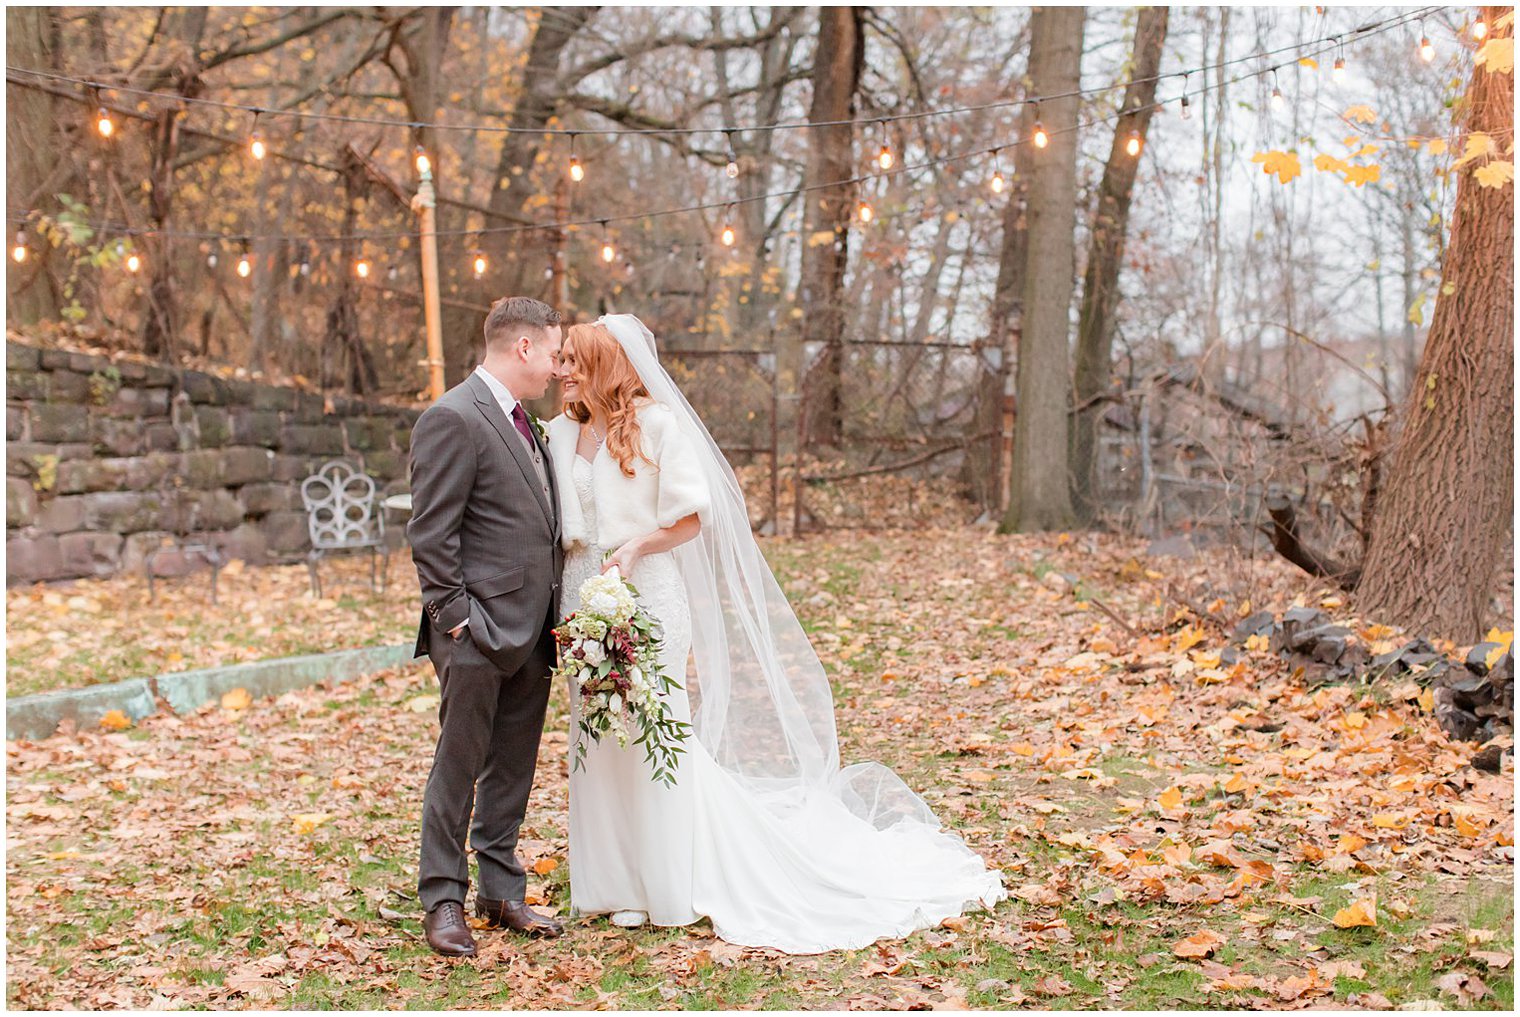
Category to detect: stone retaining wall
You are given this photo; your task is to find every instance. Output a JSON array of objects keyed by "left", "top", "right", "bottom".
[{"left": 6, "top": 341, "right": 421, "bottom": 584}]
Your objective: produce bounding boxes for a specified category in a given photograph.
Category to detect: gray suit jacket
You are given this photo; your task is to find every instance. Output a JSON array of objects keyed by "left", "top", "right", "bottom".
[{"left": 407, "top": 372, "right": 564, "bottom": 675}]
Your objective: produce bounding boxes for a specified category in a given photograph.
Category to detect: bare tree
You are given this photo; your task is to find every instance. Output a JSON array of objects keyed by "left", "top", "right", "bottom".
[
  {"left": 1002, "top": 5, "right": 1084, "bottom": 533},
  {"left": 1355, "top": 8, "right": 1513, "bottom": 640},
  {"left": 1071, "top": 6, "right": 1169, "bottom": 523}
]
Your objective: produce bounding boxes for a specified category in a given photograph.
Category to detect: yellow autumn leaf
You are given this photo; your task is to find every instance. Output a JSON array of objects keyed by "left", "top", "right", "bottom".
[
  {"left": 1223, "top": 773, "right": 1250, "bottom": 794},
  {"left": 1315, "top": 154, "right": 1348, "bottom": 173},
  {"left": 1344, "top": 164, "right": 1382, "bottom": 187},
  {"left": 1158, "top": 786, "right": 1185, "bottom": 811},
  {"left": 1476, "top": 37, "right": 1515, "bottom": 74},
  {"left": 1418, "top": 687, "right": 1436, "bottom": 712},
  {"left": 1299, "top": 56, "right": 1319, "bottom": 69},
  {"left": 1371, "top": 813, "right": 1410, "bottom": 829},
  {"left": 1453, "top": 812, "right": 1484, "bottom": 837},
  {"left": 532, "top": 857, "right": 559, "bottom": 875},
  {"left": 1427, "top": 137, "right": 1449, "bottom": 156},
  {"left": 1333, "top": 896, "right": 1377, "bottom": 929},
  {"left": 292, "top": 813, "right": 332, "bottom": 835},
  {"left": 1344, "top": 105, "right": 1378, "bottom": 124},
  {"left": 1252, "top": 149, "right": 1302, "bottom": 184},
  {"left": 221, "top": 687, "right": 253, "bottom": 711},
  {"left": 806, "top": 230, "right": 837, "bottom": 248},
  {"left": 1474, "top": 160, "right": 1514, "bottom": 189},
  {"left": 1454, "top": 132, "right": 1497, "bottom": 170},
  {"left": 99, "top": 710, "right": 132, "bottom": 731}
]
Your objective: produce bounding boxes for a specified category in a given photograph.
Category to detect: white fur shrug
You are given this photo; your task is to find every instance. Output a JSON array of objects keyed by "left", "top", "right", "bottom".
[{"left": 545, "top": 400, "right": 712, "bottom": 552}]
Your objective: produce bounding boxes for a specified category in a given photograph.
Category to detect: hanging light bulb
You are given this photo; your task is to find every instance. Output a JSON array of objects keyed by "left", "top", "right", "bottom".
[
  {"left": 12, "top": 229, "right": 28, "bottom": 263},
  {"left": 125, "top": 252, "right": 142, "bottom": 273},
  {"left": 1032, "top": 121, "right": 1049, "bottom": 149},
  {"left": 298, "top": 255, "right": 311, "bottom": 277},
  {"left": 599, "top": 221, "right": 615, "bottom": 263},
  {"left": 856, "top": 200, "right": 874, "bottom": 223},
  {"left": 1333, "top": 56, "right": 1346, "bottom": 81},
  {"left": 355, "top": 257, "right": 371, "bottom": 279},
  {"left": 387, "top": 264, "right": 399, "bottom": 282},
  {"left": 96, "top": 107, "right": 114, "bottom": 138},
  {"left": 569, "top": 154, "right": 584, "bottom": 182},
  {"left": 724, "top": 130, "right": 739, "bottom": 178},
  {"left": 1420, "top": 34, "right": 1435, "bottom": 62},
  {"left": 1180, "top": 94, "right": 1192, "bottom": 119},
  {"left": 1125, "top": 129, "right": 1142, "bottom": 157},
  {"left": 249, "top": 130, "right": 266, "bottom": 161},
  {"left": 719, "top": 205, "right": 737, "bottom": 248},
  {"left": 1271, "top": 85, "right": 1284, "bottom": 110},
  {"left": 472, "top": 251, "right": 488, "bottom": 278},
  {"left": 236, "top": 250, "right": 252, "bottom": 278},
  {"left": 1472, "top": 17, "right": 1488, "bottom": 40},
  {"left": 414, "top": 145, "right": 431, "bottom": 176},
  {"left": 989, "top": 149, "right": 1006, "bottom": 194},
  {"left": 207, "top": 252, "right": 218, "bottom": 268},
  {"left": 876, "top": 121, "right": 894, "bottom": 170}
]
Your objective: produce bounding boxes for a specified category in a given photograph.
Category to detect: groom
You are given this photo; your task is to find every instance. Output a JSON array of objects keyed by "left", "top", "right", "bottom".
[{"left": 407, "top": 296, "right": 566, "bottom": 957}]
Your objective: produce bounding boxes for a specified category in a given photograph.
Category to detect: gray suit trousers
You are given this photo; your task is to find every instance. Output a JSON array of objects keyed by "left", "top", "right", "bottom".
[{"left": 417, "top": 602, "right": 556, "bottom": 911}]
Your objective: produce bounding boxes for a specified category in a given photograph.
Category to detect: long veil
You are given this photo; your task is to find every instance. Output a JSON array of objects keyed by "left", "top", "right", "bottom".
[{"left": 599, "top": 313, "right": 1006, "bottom": 906}]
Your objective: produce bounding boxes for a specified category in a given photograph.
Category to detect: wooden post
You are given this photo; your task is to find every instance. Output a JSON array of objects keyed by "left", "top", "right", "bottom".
[{"left": 413, "top": 167, "right": 446, "bottom": 401}]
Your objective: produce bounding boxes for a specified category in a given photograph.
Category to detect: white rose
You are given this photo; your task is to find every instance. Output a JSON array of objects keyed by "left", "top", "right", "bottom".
[{"left": 582, "top": 641, "right": 606, "bottom": 666}]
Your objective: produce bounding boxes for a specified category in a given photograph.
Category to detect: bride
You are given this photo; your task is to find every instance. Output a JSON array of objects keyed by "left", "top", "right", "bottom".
[{"left": 544, "top": 314, "right": 1005, "bottom": 954}]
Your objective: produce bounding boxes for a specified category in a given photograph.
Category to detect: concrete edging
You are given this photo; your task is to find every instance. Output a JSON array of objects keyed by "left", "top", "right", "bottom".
[{"left": 6, "top": 642, "right": 416, "bottom": 741}]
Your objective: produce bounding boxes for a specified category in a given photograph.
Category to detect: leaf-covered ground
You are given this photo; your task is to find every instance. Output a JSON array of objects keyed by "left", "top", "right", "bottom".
[
  {"left": 6, "top": 555, "right": 416, "bottom": 698},
  {"left": 6, "top": 528, "right": 1514, "bottom": 1009}
]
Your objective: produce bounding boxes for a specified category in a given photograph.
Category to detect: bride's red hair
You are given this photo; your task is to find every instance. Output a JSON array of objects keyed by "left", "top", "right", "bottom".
[{"left": 561, "top": 322, "right": 656, "bottom": 478}]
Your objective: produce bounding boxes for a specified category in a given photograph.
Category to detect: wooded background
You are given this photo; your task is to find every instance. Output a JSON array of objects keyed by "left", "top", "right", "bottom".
[{"left": 5, "top": 6, "right": 1513, "bottom": 639}]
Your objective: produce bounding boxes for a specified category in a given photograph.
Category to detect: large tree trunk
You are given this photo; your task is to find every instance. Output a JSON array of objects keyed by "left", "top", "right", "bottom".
[
  {"left": 1356, "top": 7, "right": 1513, "bottom": 641},
  {"left": 796, "top": 5, "right": 863, "bottom": 450},
  {"left": 1002, "top": 5, "right": 1084, "bottom": 533},
  {"left": 5, "top": 7, "right": 67, "bottom": 324},
  {"left": 1070, "top": 6, "right": 1168, "bottom": 524}
]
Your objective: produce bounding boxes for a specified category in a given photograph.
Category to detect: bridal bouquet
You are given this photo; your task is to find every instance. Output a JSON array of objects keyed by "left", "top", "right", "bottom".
[{"left": 551, "top": 569, "right": 692, "bottom": 787}]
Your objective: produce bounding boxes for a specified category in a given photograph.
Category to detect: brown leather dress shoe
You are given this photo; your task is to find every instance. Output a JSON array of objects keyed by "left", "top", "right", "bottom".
[
  {"left": 424, "top": 900, "right": 477, "bottom": 957},
  {"left": 476, "top": 896, "right": 565, "bottom": 938}
]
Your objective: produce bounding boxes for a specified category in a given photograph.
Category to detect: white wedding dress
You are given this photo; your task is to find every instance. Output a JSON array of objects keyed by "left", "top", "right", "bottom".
[{"left": 561, "top": 451, "right": 1005, "bottom": 954}]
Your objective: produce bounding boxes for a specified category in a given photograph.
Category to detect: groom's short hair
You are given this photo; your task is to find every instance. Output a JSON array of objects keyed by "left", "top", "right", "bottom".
[{"left": 484, "top": 296, "right": 562, "bottom": 348}]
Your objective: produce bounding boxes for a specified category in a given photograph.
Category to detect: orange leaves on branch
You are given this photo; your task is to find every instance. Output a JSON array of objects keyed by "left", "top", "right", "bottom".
[
  {"left": 1250, "top": 150, "right": 1301, "bottom": 185},
  {"left": 1344, "top": 104, "right": 1378, "bottom": 124}
]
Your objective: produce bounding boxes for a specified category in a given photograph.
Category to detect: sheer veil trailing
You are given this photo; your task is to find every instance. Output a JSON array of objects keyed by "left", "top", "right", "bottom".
[{"left": 597, "top": 313, "right": 1007, "bottom": 911}]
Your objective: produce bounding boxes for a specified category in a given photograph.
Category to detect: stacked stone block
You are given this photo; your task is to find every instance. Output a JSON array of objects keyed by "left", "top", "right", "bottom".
[{"left": 6, "top": 341, "right": 420, "bottom": 584}]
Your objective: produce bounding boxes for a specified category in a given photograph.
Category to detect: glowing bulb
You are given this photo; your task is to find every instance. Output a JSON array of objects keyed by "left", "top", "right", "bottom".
[
  {"left": 1473, "top": 18, "right": 1488, "bottom": 40},
  {"left": 96, "top": 108, "right": 114, "bottom": 137},
  {"left": 1125, "top": 130, "right": 1142, "bottom": 157},
  {"left": 250, "top": 131, "right": 266, "bottom": 160},
  {"left": 720, "top": 223, "right": 736, "bottom": 247},
  {"left": 299, "top": 260, "right": 311, "bottom": 277},
  {"left": 414, "top": 145, "right": 431, "bottom": 175},
  {"left": 600, "top": 240, "right": 615, "bottom": 263},
  {"left": 125, "top": 253, "right": 141, "bottom": 273},
  {"left": 12, "top": 230, "right": 27, "bottom": 263},
  {"left": 1032, "top": 122, "right": 1049, "bottom": 149},
  {"left": 856, "top": 200, "right": 874, "bottom": 223},
  {"left": 472, "top": 252, "right": 488, "bottom": 278},
  {"left": 355, "top": 257, "right": 371, "bottom": 279},
  {"left": 877, "top": 144, "right": 894, "bottom": 170},
  {"left": 207, "top": 253, "right": 218, "bottom": 268},
  {"left": 1420, "top": 36, "right": 1435, "bottom": 62},
  {"left": 237, "top": 253, "right": 251, "bottom": 278},
  {"left": 1333, "top": 56, "right": 1346, "bottom": 81},
  {"left": 569, "top": 155, "right": 584, "bottom": 182},
  {"left": 1271, "top": 86, "right": 1284, "bottom": 110},
  {"left": 726, "top": 158, "right": 739, "bottom": 178},
  {"left": 991, "top": 170, "right": 1006, "bottom": 194}
]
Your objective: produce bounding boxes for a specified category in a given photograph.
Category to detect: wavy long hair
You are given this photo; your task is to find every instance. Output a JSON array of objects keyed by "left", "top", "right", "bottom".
[{"left": 561, "top": 322, "right": 657, "bottom": 477}]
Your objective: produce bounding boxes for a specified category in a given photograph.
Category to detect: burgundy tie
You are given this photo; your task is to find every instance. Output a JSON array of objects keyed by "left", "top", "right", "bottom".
[{"left": 510, "top": 403, "right": 536, "bottom": 445}]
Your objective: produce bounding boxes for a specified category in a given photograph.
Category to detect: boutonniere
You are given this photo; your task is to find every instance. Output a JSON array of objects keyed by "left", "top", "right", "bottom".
[{"left": 530, "top": 413, "right": 549, "bottom": 445}]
